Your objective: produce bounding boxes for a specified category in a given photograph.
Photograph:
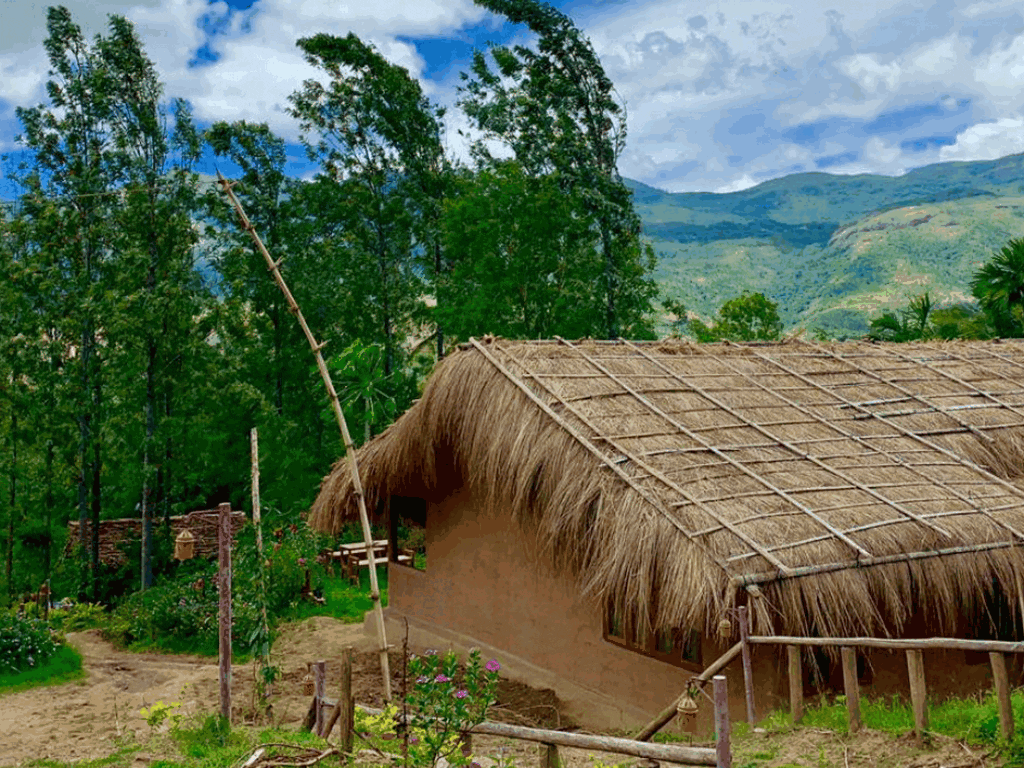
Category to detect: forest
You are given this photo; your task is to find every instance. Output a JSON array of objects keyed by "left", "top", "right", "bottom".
[{"left": 0, "top": 0, "right": 659, "bottom": 605}]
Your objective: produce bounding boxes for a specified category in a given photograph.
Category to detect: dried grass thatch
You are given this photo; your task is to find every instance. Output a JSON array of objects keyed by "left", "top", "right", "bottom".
[{"left": 310, "top": 338, "right": 1024, "bottom": 641}]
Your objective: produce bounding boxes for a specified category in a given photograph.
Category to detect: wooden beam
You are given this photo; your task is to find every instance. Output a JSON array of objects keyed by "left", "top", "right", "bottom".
[
  {"left": 787, "top": 645, "right": 803, "bottom": 724},
  {"left": 748, "top": 635, "right": 1024, "bottom": 653},
  {"left": 906, "top": 650, "right": 928, "bottom": 741},
  {"left": 218, "top": 502, "right": 232, "bottom": 724},
  {"left": 841, "top": 647, "right": 861, "bottom": 733},
  {"left": 713, "top": 675, "right": 731, "bottom": 768},
  {"left": 990, "top": 651, "right": 1014, "bottom": 741}
]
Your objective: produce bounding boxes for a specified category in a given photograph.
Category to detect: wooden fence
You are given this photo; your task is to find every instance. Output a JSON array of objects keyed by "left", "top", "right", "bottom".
[{"left": 303, "top": 651, "right": 732, "bottom": 767}]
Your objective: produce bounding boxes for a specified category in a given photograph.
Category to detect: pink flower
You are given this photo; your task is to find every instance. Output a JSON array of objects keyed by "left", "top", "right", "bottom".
[
  {"left": 434, "top": 674, "right": 450, "bottom": 683},
  {"left": 485, "top": 659, "right": 501, "bottom": 672},
  {"left": 455, "top": 689, "right": 468, "bottom": 699}
]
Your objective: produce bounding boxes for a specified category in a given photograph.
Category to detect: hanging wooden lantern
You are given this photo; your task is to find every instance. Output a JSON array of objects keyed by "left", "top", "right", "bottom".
[
  {"left": 302, "top": 663, "right": 315, "bottom": 696},
  {"left": 717, "top": 617, "right": 732, "bottom": 639},
  {"left": 174, "top": 529, "right": 196, "bottom": 561}
]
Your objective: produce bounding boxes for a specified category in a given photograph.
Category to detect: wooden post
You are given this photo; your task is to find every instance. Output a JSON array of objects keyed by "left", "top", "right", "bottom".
[
  {"left": 251, "top": 429, "right": 262, "bottom": 558},
  {"left": 906, "top": 649, "right": 928, "bottom": 740},
  {"left": 990, "top": 651, "right": 1014, "bottom": 741},
  {"left": 713, "top": 675, "right": 730, "bottom": 768},
  {"left": 314, "top": 660, "right": 327, "bottom": 736},
  {"left": 787, "top": 645, "right": 803, "bottom": 724},
  {"left": 738, "top": 606, "right": 755, "bottom": 725},
  {"left": 539, "top": 743, "right": 560, "bottom": 768},
  {"left": 218, "top": 502, "right": 232, "bottom": 724},
  {"left": 322, "top": 648, "right": 354, "bottom": 749},
  {"left": 840, "top": 647, "right": 861, "bottom": 733}
]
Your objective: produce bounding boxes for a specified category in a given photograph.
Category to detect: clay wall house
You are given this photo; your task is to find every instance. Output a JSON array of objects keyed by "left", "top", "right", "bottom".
[{"left": 309, "top": 338, "right": 1024, "bottom": 733}]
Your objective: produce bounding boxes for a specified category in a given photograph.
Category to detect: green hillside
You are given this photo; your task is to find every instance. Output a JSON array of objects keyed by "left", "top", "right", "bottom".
[{"left": 632, "top": 153, "right": 1024, "bottom": 338}]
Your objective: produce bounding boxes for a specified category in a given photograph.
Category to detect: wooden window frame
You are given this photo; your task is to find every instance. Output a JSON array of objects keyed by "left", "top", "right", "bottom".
[{"left": 602, "top": 600, "right": 702, "bottom": 670}]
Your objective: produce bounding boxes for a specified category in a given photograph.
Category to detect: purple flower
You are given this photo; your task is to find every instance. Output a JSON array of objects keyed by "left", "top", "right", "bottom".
[
  {"left": 455, "top": 689, "right": 468, "bottom": 699},
  {"left": 434, "top": 674, "right": 450, "bottom": 683},
  {"left": 485, "top": 659, "right": 501, "bottom": 672},
  {"left": 298, "top": 557, "right": 307, "bottom": 566}
]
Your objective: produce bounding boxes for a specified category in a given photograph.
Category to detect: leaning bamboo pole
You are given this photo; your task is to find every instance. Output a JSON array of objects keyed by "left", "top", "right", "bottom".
[{"left": 216, "top": 172, "right": 392, "bottom": 701}]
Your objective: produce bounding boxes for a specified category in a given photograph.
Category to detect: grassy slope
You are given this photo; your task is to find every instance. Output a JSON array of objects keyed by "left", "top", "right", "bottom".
[{"left": 634, "top": 153, "right": 1024, "bottom": 338}]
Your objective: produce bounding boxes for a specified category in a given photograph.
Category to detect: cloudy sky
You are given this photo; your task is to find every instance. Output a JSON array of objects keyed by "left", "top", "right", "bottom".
[{"left": 1, "top": 0, "right": 1023, "bottom": 199}]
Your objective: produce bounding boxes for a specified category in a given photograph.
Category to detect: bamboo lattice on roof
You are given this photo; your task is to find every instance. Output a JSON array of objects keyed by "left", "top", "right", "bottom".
[{"left": 309, "top": 338, "right": 1024, "bottom": 639}]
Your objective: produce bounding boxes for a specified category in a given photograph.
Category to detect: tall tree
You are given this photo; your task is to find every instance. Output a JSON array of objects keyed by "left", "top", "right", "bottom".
[
  {"left": 458, "top": 0, "right": 656, "bottom": 338},
  {"left": 97, "top": 15, "right": 203, "bottom": 588},
  {"left": 15, "top": 6, "right": 123, "bottom": 598},
  {"left": 688, "top": 292, "right": 784, "bottom": 342},
  {"left": 288, "top": 32, "right": 443, "bottom": 375}
]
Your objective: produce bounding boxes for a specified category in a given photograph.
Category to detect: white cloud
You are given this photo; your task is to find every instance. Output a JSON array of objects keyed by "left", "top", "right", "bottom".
[
  {"left": 835, "top": 53, "right": 900, "bottom": 94},
  {"left": 939, "top": 117, "right": 1024, "bottom": 161},
  {"left": 715, "top": 173, "right": 759, "bottom": 193}
]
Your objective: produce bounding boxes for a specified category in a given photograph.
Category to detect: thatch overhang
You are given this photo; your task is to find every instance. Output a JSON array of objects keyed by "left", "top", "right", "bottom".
[{"left": 310, "top": 337, "right": 1024, "bottom": 640}]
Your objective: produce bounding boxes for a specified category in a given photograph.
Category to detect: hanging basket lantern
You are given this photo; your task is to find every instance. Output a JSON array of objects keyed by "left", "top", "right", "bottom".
[
  {"left": 676, "top": 691, "right": 699, "bottom": 720},
  {"left": 302, "top": 663, "right": 315, "bottom": 696},
  {"left": 174, "top": 529, "right": 196, "bottom": 561},
  {"left": 717, "top": 617, "right": 732, "bottom": 639}
]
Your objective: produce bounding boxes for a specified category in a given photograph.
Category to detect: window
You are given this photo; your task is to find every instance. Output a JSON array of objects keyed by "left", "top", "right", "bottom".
[
  {"left": 389, "top": 496, "right": 426, "bottom": 571},
  {"left": 603, "top": 600, "right": 702, "bottom": 669}
]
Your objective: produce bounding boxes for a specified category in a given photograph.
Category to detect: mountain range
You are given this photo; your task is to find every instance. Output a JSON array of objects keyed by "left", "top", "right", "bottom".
[{"left": 629, "top": 152, "right": 1024, "bottom": 338}]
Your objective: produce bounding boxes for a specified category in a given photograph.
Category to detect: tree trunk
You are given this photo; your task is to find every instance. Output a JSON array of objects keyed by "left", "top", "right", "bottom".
[
  {"left": 6, "top": 411, "right": 16, "bottom": 600},
  {"left": 90, "top": 371, "right": 102, "bottom": 602}
]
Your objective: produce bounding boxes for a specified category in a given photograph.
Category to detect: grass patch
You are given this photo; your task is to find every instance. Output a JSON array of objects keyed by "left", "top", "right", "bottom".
[
  {"left": 283, "top": 565, "right": 390, "bottom": 624},
  {"left": 0, "top": 644, "right": 85, "bottom": 695}
]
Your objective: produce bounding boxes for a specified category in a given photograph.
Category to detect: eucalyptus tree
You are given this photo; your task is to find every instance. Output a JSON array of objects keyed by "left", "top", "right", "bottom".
[
  {"left": 289, "top": 32, "right": 446, "bottom": 375},
  {"left": 14, "top": 5, "right": 124, "bottom": 595},
  {"left": 457, "top": 0, "right": 656, "bottom": 338},
  {"left": 96, "top": 15, "right": 204, "bottom": 588}
]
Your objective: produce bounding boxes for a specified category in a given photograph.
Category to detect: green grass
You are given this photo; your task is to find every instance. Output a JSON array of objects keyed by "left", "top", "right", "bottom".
[
  {"left": 0, "top": 644, "right": 86, "bottom": 695},
  {"left": 283, "top": 564, "right": 391, "bottom": 624}
]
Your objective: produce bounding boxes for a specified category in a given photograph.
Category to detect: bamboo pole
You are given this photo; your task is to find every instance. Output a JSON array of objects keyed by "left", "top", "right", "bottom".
[
  {"left": 787, "top": 645, "right": 803, "bottom": 724},
  {"left": 216, "top": 172, "right": 391, "bottom": 701},
  {"left": 634, "top": 641, "right": 743, "bottom": 741},
  {"left": 251, "top": 429, "right": 263, "bottom": 558},
  {"left": 738, "top": 606, "right": 755, "bottom": 725},
  {"left": 905, "top": 649, "right": 928, "bottom": 741}
]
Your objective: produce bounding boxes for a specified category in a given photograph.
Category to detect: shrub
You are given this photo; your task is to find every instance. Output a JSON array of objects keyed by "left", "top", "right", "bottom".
[
  {"left": 50, "top": 601, "right": 108, "bottom": 633},
  {"left": 0, "top": 611, "right": 59, "bottom": 675}
]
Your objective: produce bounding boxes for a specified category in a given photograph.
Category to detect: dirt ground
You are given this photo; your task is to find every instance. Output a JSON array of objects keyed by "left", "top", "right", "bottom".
[{"left": 0, "top": 618, "right": 1004, "bottom": 768}]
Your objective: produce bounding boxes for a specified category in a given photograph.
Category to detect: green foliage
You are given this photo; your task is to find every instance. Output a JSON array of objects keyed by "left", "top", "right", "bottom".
[
  {"left": 971, "top": 236, "right": 1024, "bottom": 336},
  {"left": 687, "top": 292, "right": 783, "bottom": 342},
  {"left": 0, "top": 610, "right": 59, "bottom": 674},
  {"left": 49, "top": 601, "right": 108, "bottom": 633},
  {"left": 0, "top": 643, "right": 84, "bottom": 694}
]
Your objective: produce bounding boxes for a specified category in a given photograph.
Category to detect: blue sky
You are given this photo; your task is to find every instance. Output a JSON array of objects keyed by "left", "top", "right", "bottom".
[{"left": 2, "top": 0, "right": 1023, "bottom": 199}]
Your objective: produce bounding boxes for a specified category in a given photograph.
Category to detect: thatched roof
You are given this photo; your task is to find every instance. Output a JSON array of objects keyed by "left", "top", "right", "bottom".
[{"left": 310, "top": 338, "right": 1024, "bottom": 640}]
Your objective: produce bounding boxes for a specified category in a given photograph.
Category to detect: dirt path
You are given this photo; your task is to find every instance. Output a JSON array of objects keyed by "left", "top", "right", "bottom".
[{"left": 0, "top": 618, "right": 375, "bottom": 767}]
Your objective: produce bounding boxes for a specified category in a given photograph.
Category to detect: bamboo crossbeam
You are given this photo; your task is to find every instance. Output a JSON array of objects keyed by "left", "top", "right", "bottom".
[
  {"left": 743, "top": 343, "right": 1024, "bottom": 546},
  {"left": 216, "top": 172, "right": 392, "bottom": 700},
  {"left": 553, "top": 338, "right": 795, "bottom": 573},
  {"left": 469, "top": 339, "right": 730, "bottom": 573}
]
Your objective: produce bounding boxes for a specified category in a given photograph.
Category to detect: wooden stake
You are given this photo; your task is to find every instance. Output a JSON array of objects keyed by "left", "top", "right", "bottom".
[
  {"left": 713, "top": 675, "right": 731, "bottom": 768},
  {"left": 314, "top": 660, "right": 326, "bottom": 736},
  {"left": 218, "top": 502, "right": 232, "bottom": 724},
  {"left": 539, "top": 743, "right": 560, "bottom": 768},
  {"left": 322, "top": 648, "right": 354, "bottom": 748},
  {"left": 738, "top": 606, "right": 755, "bottom": 725},
  {"left": 990, "top": 651, "right": 1014, "bottom": 741},
  {"left": 787, "top": 645, "right": 803, "bottom": 724},
  {"left": 251, "top": 429, "right": 263, "bottom": 559},
  {"left": 840, "top": 647, "right": 861, "bottom": 733},
  {"left": 906, "top": 649, "right": 928, "bottom": 741},
  {"left": 217, "top": 172, "right": 391, "bottom": 701}
]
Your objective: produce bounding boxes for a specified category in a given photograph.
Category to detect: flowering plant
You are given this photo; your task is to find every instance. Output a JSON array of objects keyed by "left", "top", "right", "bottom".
[{"left": 363, "top": 648, "right": 504, "bottom": 768}]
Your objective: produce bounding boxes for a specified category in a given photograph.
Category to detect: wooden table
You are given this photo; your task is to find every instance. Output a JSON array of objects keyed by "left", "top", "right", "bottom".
[{"left": 331, "top": 540, "right": 414, "bottom": 584}]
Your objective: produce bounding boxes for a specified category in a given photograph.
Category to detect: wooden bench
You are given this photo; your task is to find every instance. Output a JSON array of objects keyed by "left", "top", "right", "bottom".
[{"left": 332, "top": 540, "right": 414, "bottom": 584}]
